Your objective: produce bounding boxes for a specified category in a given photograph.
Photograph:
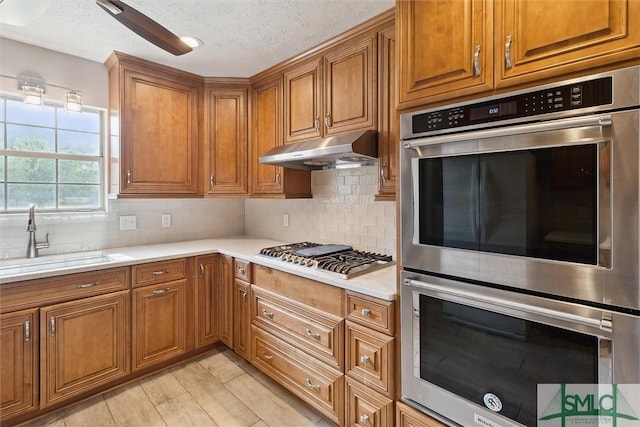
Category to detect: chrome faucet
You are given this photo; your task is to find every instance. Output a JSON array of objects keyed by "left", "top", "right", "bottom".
[{"left": 26, "top": 204, "right": 49, "bottom": 258}]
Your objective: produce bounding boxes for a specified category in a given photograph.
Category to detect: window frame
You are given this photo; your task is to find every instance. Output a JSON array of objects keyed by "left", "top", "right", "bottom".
[{"left": 0, "top": 94, "right": 107, "bottom": 213}]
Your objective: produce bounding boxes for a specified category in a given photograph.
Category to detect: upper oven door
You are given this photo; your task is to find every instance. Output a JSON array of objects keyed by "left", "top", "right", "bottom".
[{"left": 400, "top": 109, "right": 640, "bottom": 310}]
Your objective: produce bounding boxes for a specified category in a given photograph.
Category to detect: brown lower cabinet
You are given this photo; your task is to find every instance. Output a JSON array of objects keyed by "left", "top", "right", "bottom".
[
  {"left": 41, "top": 291, "right": 130, "bottom": 407},
  {"left": 0, "top": 309, "right": 38, "bottom": 420}
]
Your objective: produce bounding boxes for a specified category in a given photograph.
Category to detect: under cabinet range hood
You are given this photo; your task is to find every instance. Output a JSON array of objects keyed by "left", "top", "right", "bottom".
[{"left": 258, "top": 130, "right": 378, "bottom": 170}]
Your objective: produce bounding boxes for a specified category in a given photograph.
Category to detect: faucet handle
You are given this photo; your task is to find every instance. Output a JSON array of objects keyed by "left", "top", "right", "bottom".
[{"left": 36, "top": 233, "right": 50, "bottom": 250}]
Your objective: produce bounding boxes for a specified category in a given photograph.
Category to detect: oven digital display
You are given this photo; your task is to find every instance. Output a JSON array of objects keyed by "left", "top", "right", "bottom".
[{"left": 469, "top": 100, "right": 518, "bottom": 121}]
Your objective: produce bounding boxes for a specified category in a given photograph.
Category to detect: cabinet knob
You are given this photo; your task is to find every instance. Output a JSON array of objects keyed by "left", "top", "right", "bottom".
[
  {"left": 324, "top": 113, "right": 331, "bottom": 132},
  {"left": 505, "top": 35, "right": 513, "bottom": 69},
  {"left": 305, "top": 378, "right": 320, "bottom": 391},
  {"left": 305, "top": 328, "right": 321, "bottom": 339},
  {"left": 314, "top": 116, "right": 320, "bottom": 132},
  {"left": 210, "top": 174, "right": 215, "bottom": 188},
  {"left": 23, "top": 320, "right": 31, "bottom": 342},
  {"left": 361, "top": 308, "right": 371, "bottom": 317},
  {"left": 359, "top": 414, "right": 370, "bottom": 424},
  {"left": 238, "top": 267, "right": 245, "bottom": 275},
  {"left": 380, "top": 163, "right": 388, "bottom": 183},
  {"left": 473, "top": 44, "right": 481, "bottom": 77},
  {"left": 262, "top": 309, "right": 274, "bottom": 319},
  {"left": 360, "top": 355, "right": 370, "bottom": 364}
]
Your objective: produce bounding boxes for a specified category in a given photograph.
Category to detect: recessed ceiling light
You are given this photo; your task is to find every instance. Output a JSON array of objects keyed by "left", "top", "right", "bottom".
[{"left": 180, "top": 36, "right": 203, "bottom": 49}]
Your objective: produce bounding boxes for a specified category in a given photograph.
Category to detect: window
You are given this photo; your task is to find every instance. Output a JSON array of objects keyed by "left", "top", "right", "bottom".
[{"left": 0, "top": 96, "right": 105, "bottom": 212}]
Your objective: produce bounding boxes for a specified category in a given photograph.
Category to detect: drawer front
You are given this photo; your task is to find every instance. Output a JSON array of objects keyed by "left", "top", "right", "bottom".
[
  {"left": 346, "top": 292, "right": 395, "bottom": 335},
  {"left": 251, "top": 327, "right": 344, "bottom": 425},
  {"left": 253, "top": 286, "right": 344, "bottom": 370},
  {"left": 345, "top": 376, "right": 393, "bottom": 427},
  {"left": 396, "top": 401, "right": 446, "bottom": 427},
  {"left": 0, "top": 268, "right": 129, "bottom": 314},
  {"left": 132, "top": 259, "right": 186, "bottom": 287},
  {"left": 346, "top": 321, "right": 395, "bottom": 398},
  {"left": 234, "top": 259, "right": 251, "bottom": 282}
]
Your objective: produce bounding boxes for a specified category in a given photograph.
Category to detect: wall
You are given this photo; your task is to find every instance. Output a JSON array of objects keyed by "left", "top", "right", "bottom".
[{"left": 245, "top": 167, "right": 396, "bottom": 256}]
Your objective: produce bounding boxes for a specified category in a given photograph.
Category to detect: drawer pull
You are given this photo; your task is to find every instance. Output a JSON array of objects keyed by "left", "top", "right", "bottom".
[
  {"left": 360, "top": 414, "right": 370, "bottom": 424},
  {"left": 76, "top": 281, "right": 99, "bottom": 289},
  {"left": 152, "top": 288, "right": 171, "bottom": 295},
  {"left": 360, "top": 355, "right": 370, "bottom": 364},
  {"left": 305, "top": 329, "right": 321, "bottom": 339},
  {"left": 241, "top": 290, "right": 247, "bottom": 305},
  {"left": 361, "top": 308, "right": 372, "bottom": 317},
  {"left": 24, "top": 320, "right": 31, "bottom": 342},
  {"left": 305, "top": 378, "right": 320, "bottom": 391},
  {"left": 262, "top": 309, "right": 274, "bottom": 319},
  {"left": 50, "top": 317, "right": 56, "bottom": 336},
  {"left": 199, "top": 263, "right": 205, "bottom": 277},
  {"left": 238, "top": 267, "right": 246, "bottom": 275},
  {"left": 152, "top": 270, "right": 169, "bottom": 275},
  {"left": 262, "top": 353, "right": 273, "bottom": 361}
]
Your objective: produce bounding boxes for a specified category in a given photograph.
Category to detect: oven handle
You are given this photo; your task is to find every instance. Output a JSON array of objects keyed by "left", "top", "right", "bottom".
[
  {"left": 404, "top": 278, "right": 607, "bottom": 331},
  {"left": 403, "top": 114, "right": 612, "bottom": 149}
]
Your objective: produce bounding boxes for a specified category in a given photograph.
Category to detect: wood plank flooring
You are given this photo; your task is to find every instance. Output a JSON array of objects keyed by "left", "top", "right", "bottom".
[{"left": 22, "top": 347, "right": 334, "bottom": 427}]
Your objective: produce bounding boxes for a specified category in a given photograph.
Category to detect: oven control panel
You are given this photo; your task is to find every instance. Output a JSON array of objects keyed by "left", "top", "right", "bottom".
[{"left": 411, "top": 76, "right": 613, "bottom": 134}]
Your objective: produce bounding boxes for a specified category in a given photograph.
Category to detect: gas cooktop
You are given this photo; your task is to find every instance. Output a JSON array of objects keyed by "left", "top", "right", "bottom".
[{"left": 258, "top": 242, "right": 393, "bottom": 279}]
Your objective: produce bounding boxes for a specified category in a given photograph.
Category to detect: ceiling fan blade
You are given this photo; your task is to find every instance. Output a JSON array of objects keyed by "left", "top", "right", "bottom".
[{"left": 96, "top": 0, "right": 192, "bottom": 56}]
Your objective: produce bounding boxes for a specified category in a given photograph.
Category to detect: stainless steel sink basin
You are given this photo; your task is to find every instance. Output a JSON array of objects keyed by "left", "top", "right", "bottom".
[{"left": 0, "top": 251, "right": 114, "bottom": 277}]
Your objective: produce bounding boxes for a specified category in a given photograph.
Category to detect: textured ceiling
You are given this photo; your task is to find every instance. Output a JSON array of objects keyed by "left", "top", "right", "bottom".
[{"left": 0, "top": 0, "right": 395, "bottom": 77}]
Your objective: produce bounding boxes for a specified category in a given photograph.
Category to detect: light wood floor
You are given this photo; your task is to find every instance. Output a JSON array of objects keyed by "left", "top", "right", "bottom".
[{"left": 22, "top": 347, "right": 334, "bottom": 427}]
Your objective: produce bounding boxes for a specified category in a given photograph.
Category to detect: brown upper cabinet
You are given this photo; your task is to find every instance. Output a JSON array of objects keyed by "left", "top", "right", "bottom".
[
  {"left": 106, "top": 52, "right": 203, "bottom": 197},
  {"left": 204, "top": 82, "right": 249, "bottom": 196},
  {"left": 251, "top": 76, "right": 312, "bottom": 198},
  {"left": 398, "top": 0, "right": 640, "bottom": 109},
  {"left": 284, "top": 36, "right": 377, "bottom": 143}
]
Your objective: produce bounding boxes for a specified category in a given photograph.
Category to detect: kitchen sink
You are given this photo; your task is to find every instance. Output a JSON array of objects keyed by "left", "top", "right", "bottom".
[{"left": 0, "top": 251, "right": 114, "bottom": 277}]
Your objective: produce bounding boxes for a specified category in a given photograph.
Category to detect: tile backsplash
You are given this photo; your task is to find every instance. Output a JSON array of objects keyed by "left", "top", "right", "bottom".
[
  {"left": 0, "top": 166, "right": 395, "bottom": 260},
  {"left": 245, "top": 166, "right": 396, "bottom": 256}
]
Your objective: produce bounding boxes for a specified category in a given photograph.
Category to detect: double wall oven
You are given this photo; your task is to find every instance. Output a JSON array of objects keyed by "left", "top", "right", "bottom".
[{"left": 400, "top": 66, "right": 640, "bottom": 426}]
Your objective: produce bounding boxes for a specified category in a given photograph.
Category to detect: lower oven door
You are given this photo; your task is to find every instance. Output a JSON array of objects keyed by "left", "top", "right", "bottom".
[{"left": 401, "top": 270, "right": 640, "bottom": 427}]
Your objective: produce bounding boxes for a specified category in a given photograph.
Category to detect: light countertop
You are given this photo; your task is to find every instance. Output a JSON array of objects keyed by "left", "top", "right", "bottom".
[{"left": 0, "top": 236, "right": 397, "bottom": 301}]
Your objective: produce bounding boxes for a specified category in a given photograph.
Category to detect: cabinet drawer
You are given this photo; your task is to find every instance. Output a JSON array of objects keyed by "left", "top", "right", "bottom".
[
  {"left": 0, "top": 268, "right": 129, "bottom": 314},
  {"left": 346, "top": 292, "right": 395, "bottom": 335},
  {"left": 346, "top": 321, "right": 394, "bottom": 398},
  {"left": 251, "top": 327, "right": 344, "bottom": 425},
  {"left": 396, "top": 401, "right": 446, "bottom": 427},
  {"left": 132, "top": 259, "right": 186, "bottom": 288},
  {"left": 234, "top": 259, "right": 251, "bottom": 282},
  {"left": 252, "top": 286, "right": 344, "bottom": 370},
  {"left": 345, "top": 376, "right": 393, "bottom": 427}
]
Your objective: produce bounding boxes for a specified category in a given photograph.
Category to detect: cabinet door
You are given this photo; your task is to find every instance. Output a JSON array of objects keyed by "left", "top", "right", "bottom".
[
  {"left": 218, "top": 255, "right": 234, "bottom": 347},
  {"left": 233, "top": 279, "right": 250, "bottom": 359},
  {"left": 251, "top": 77, "right": 284, "bottom": 194},
  {"left": 121, "top": 69, "right": 200, "bottom": 195},
  {"left": 397, "top": 0, "right": 494, "bottom": 108},
  {"left": 284, "top": 59, "right": 322, "bottom": 143},
  {"left": 195, "top": 255, "right": 219, "bottom": 348},
  {"left": 324, "top": 37, "right": 376, "bottom": 135},
  {"left": 1, "top": 309, "right": 38, "bottom": 421},
  {"left": 376, "top": 26, "right": 398, "bottom": 201},
  {"left": 40, "top": 291, "right": 129, "bottom": 407},
  {"left": 133, "top": 281, "right": 186, "bottom": 370},
  {"left": 205, "top": 85, "right": 248, "bottom": 195},
  {"left": 495, "top": 0, "right": 640, "bottom": 88}
]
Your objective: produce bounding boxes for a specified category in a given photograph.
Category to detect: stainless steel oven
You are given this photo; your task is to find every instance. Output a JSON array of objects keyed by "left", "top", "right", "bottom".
[
  {"left": 400, "top": 66, "right": 640, "bottom": 311},
  {"left": 399, "top": 66, "right": 640, "bottom": 426},
  {"left": 401, "top": 271, "right": 640, "bottom": 427}
]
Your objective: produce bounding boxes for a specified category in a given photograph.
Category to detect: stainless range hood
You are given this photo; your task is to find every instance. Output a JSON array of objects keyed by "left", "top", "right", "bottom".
[{"left": 258, "top": 130, "right": 377, "bottom": 170}]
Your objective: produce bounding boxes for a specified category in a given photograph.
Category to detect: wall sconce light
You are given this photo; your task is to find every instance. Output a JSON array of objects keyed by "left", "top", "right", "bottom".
[
  {"left": 2, "top": 72, "right": 83, "bottom": 112},
  {"left": 18, "top": 73, "right": 46, "bottom": 107},
  {"left": 64, "top": 91, "right": 83, "bottom": 112}
]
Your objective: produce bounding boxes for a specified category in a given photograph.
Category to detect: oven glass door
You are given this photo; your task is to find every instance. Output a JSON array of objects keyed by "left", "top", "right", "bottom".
[
  {"left": 419, "top": 294, "right": 598, "bottom": 426},
  {"left": 417, "top": 144, "right": 598, "bottom": 264}
]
